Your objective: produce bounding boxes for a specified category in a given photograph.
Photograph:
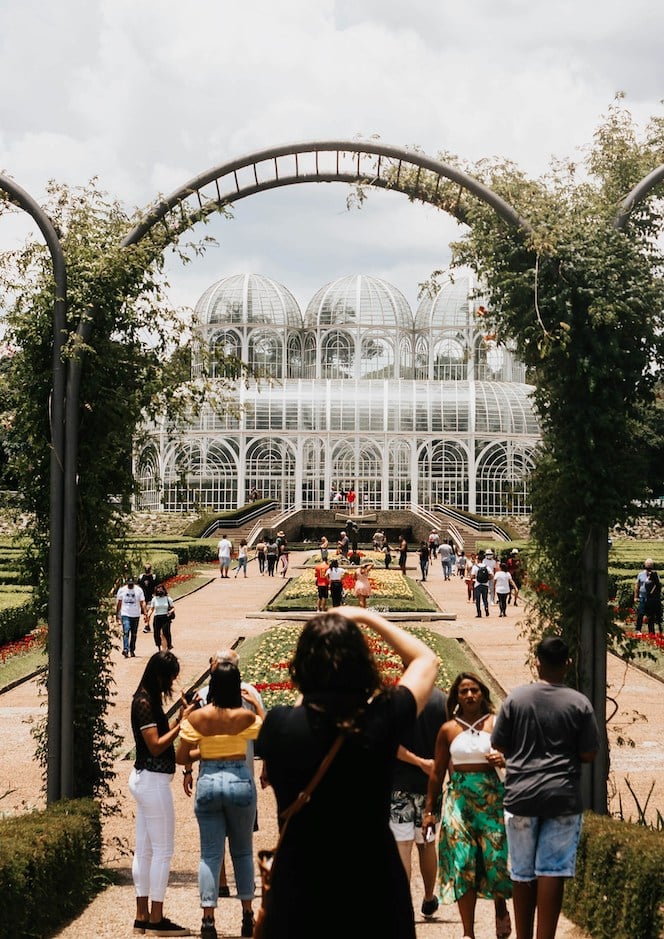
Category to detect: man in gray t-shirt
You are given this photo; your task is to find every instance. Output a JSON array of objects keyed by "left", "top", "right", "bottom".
[{"left": 491, "top": 636, "right": 599, "bottom": 939}]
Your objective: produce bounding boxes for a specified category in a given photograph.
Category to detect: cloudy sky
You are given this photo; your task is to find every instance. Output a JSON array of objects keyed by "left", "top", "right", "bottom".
[{"left": 1, "top": 0, "right": 662, "bottom": 314}]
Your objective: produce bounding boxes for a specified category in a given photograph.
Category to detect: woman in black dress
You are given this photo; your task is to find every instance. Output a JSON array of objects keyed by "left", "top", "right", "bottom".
[{"left": 256, "top": 608, "right": 437, "bottom": 939}]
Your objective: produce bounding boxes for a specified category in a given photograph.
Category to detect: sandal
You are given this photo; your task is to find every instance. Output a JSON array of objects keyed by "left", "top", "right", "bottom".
[{"left": 496, "top": 910, "right": 512, "bottom": 939}]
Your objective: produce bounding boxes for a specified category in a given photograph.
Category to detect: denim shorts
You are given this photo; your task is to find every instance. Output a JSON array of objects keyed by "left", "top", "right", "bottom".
[{"left": 504, "top": 811, "right": 583, "bottom": 880}]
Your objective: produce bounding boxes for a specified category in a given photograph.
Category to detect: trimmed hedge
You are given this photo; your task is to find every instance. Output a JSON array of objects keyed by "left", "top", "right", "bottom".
[
  {"left": 0, "top": 589, "right": 34, "bottom": 646},
  {"left": 564, "top": 811, "right": 664, "bottom": 939},
  {"left": 0, "top": 798, "right": 103, "bottom": 939}
]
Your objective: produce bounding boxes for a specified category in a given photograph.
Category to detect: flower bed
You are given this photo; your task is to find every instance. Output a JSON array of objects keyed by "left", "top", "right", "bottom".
[
  {"left": 0, "top": 625, "right": 47, "bottom": 664},
  {"left": 241, "top": 623, "right": 451, "bottom": 709}
]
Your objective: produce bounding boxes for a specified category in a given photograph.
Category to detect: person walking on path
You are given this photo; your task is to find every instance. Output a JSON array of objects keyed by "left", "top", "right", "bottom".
[
  {"left": 326, "top": 558, "right": 344, "bottom": 608},
  {"left": 634, "top": 558, "right": 662, "bottom": 634},
  {"left": 235, "top": 540, "right": 249, "bottom": 578},
  {"left": 117, "top": 575, "right": 148, "bottom": 658},
  {"left": 176, "top": 661, "right": 262, "bottom": 939},
  {"left": 266, "top": 538, "right": 279, "bottom": 576},
  {"left": 129, "top": 651, "right": 197, "bottom": 937},
  {"left": 472, "top": 553, "right": 492, "bottom": 618},
  {"left": 255, "top": 607, "right": 438, "bottom": 939},
  {"left": 150, "top": 583, "right": 176, "bottom": 651},
  {"left": 418, "top": 541, "right": 430, "bottom": 582},
  {"left": 494, "top": 562, "right": 519, "bottom": 618},
  {"left": 217, "top": 535, "right": 232, "bottom": 579},
  {"left": 491, "top": 637, "right": 600, "bottom": 939},
  {"left": 319, "top": 534, "right": 329, "bottom": 563},
  {"left": 390, "top": 684, "right": 447, "bottom": 920},
  {"left": 140, "top": 564, "right": 157, "bottom": 633},
  {"left": 398, "top": 534, "right": 409, "bottom": 576},
  {"left": 255, "top": 537, "right": 267, "bottom": 576},
  {"left": 424, "top": 673, "right": 512, "bottom": 939},
  {"left": 439, "top": 540, "right": 453, "bottom": 580}
]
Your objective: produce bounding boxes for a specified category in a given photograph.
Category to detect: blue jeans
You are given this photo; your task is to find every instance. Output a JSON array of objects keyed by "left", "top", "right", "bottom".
[
  {"left": 504, "top": 811, "right": 583, "bottom": 880},
  {"left": 474, "top": 583, "right": 489, "bottom": 615},
  {"left": 194, "top": 760, "right": 256, "bottom": 907},
  {"left": 122, "top": 615, "right": 140, "bottom": 654},
  {"left": 235, "top": 556, "right": 247, "bottom": 577}
]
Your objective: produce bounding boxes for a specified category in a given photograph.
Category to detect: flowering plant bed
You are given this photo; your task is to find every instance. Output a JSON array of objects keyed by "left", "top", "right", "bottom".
[
  {"left": 266, "top": 567, "right": 438, "bottom": 613},
  {"left": 240, "top": 623, "right": 452, "bottom": 708}
]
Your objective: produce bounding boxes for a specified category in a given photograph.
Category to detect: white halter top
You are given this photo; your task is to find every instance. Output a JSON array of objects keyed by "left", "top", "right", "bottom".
[{"left": 449, "top": 715, "right": 492, "bottom": 765}]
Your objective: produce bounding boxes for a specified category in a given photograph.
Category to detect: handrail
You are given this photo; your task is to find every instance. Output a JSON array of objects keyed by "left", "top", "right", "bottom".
[{"left": 200, "top": 501, "right": 279, "bottom": 538}]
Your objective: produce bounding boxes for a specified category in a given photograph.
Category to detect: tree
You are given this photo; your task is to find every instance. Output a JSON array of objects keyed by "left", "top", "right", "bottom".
[
  {"left": 0, "top": 180, "right": 237, "bottom": 797},
  {"left": 447, "top": 100, "right": 664, "bottom": 669}
]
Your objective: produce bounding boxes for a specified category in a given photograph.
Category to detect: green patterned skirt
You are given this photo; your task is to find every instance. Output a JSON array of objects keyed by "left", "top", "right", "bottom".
[{"left": 438, "top": 770, "right": 512, "bottom": 903}]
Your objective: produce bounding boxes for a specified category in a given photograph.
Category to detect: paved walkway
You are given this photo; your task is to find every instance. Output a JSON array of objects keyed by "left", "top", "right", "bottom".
[{"left": 4, "top": 550, "right": 663, "bottom": 938}]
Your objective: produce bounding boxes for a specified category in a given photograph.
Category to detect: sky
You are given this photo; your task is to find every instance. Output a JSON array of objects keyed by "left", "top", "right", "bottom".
[{"left": 0, "top": 0, "right": 663, "bottom": 316}]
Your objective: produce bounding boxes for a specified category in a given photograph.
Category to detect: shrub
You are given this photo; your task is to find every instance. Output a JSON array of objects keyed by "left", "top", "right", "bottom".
[
  {"left": 0, "top": 590, "right": 35, "bottom": 646},
  {"left": 564, "top": 811, "right": 664, "bottom": 939},
  {"left": 0, "top": 798, "right": 103, "bottom": 939}
]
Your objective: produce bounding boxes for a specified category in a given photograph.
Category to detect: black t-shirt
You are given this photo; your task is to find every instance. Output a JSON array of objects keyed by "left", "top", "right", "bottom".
[
  {"left": 491, "top": 681, "right": 599, "bottom": 816},
  {"left": 131, "top": 689, "right": 175, "bottom": 774},
  {"left": 256, "top": 686, "right": 418, "bottom": 939},
  {"left": 392, "top": 687, "right": 447, "bottom": 794},
  {"left": 138, "top": 573, "right": 156, "bottom": 602}
]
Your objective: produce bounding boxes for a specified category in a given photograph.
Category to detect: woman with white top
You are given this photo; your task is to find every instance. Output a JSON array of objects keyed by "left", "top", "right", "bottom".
[
  {"left": 494, "top": 562, "right": 519, "bottom": 617},
  {"left": 150, "top": 583, "right": 176, "bottom": 650},
  {"left": 326, "top": 558, "right": 345, "bottom": 607},
  {"left": 424, "top": 673, "right": 512, "bottom": 939}
]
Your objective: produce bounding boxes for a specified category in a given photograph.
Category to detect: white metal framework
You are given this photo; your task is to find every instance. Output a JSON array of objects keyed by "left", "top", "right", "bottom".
[{"left": 136, "top": 272, "right": 539, "bottom": 515}]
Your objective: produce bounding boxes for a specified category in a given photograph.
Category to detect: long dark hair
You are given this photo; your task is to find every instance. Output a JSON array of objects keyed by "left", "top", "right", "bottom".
[
  {"left": 136, "top": 651, "right": 180, "bottom": 712},
  {"left": 207, "top": 661, "right": 243, "bottom": 708},
  {"left": 289, "top": 612, "right": 382, "bottom": 712},
  {"left": 446, "top": 672, "right": 494, "bottom": 720}
]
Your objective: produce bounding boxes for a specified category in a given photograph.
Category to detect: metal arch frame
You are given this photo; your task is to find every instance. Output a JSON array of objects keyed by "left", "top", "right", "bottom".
[
  {"left": 0, "top": 175, "right": 69, "bottom": 804},
  {"left": 123, "top": 140, "right": 533, "bottom": 247},
  {"left": 614, "top": 164, "right": 664, "bottom": 229}
]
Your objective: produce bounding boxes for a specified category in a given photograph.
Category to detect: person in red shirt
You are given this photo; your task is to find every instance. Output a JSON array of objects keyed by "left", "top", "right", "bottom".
[
  {"left": 347, "top": 488, "right": 356, "bottom": 511},
  {"left": 315, "top": 563, "right": 330, "bottom": 612}
]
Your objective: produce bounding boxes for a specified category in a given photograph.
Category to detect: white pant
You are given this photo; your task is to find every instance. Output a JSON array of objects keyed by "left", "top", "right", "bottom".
[{"left": 129, "top": 767, "right": 175, "bottom": 902}]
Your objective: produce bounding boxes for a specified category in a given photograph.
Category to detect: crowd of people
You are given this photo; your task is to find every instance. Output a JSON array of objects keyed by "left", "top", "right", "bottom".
[{"left": 125, "top": 532, "right": 599, "bottom": 939}]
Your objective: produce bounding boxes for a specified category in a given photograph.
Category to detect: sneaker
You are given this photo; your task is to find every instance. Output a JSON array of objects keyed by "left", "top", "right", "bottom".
[
  {"left": 144, "top": 917, "right": 191, "bottom": 936},
  {"left": 143, "top": 626, "right": 151, "bottom": 633},
  {"left": 133, "top": 920, "right": 147, "bottom": 935},
  {"left": 241, "top": 910, "right": 255, "bottom": 938},
  {"left": 218, "top": 884, "right": 231, "bottom": 898},
  {"left": 421, "top": 897, "right": 439, "bottom": 918},
  {"left": 122, "top": 650, "right": 128, "bottom": 658},
  {"left": 130, "top": 650, "right": 136, "bottom": 657},
  {"left": 200, "top": 919, "right": 217, "bottom": 939}
]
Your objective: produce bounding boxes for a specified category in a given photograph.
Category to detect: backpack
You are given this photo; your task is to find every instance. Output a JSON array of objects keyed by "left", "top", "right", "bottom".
[{"left": 475, "top": 564, "right": 490, "bottom": 584}]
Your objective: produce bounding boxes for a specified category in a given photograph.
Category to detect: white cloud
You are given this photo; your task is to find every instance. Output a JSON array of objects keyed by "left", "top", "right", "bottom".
[{"left": 0, "top": 0, "right": 662, "bottom": 315}]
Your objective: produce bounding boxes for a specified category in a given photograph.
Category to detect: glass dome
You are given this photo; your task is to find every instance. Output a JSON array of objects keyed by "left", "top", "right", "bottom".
[
  {"left": 414, "top": 274, "right": 478, "bottom": 330},
  {"left": 195, "top": 273, "right": 303, "bottom": 328},
  {"left": 304, "top": 274, "right": 413, "bottom": 330}
]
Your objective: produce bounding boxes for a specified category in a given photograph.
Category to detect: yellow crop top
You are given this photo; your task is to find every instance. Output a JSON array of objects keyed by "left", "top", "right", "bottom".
[{"left": 179, "top": 715, "right": 262, "bottom": 759}]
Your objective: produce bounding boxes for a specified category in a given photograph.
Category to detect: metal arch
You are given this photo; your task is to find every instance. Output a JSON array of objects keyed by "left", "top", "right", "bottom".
[
  {"left": 614, "top": 164, "right": 664, "bottom": 230},
  {"left": 0, "top": 175, "right": 69, "bottom": 803},
  {"left": 123, "top": 140, "right": 533, "bottom": 248}
]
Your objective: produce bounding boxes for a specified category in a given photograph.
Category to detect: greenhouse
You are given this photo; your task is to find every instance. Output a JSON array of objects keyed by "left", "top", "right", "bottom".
[{"left": 135, "top": 272, "right": 540, "bottom": 516}]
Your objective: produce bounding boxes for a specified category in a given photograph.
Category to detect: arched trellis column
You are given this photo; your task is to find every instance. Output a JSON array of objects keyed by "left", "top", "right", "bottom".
[
  {"left": 0, "top": 175, "right": 69, "bottom": 803},
  {"left": 123, "top": 140, "right": 533, "bottom": 247}
]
